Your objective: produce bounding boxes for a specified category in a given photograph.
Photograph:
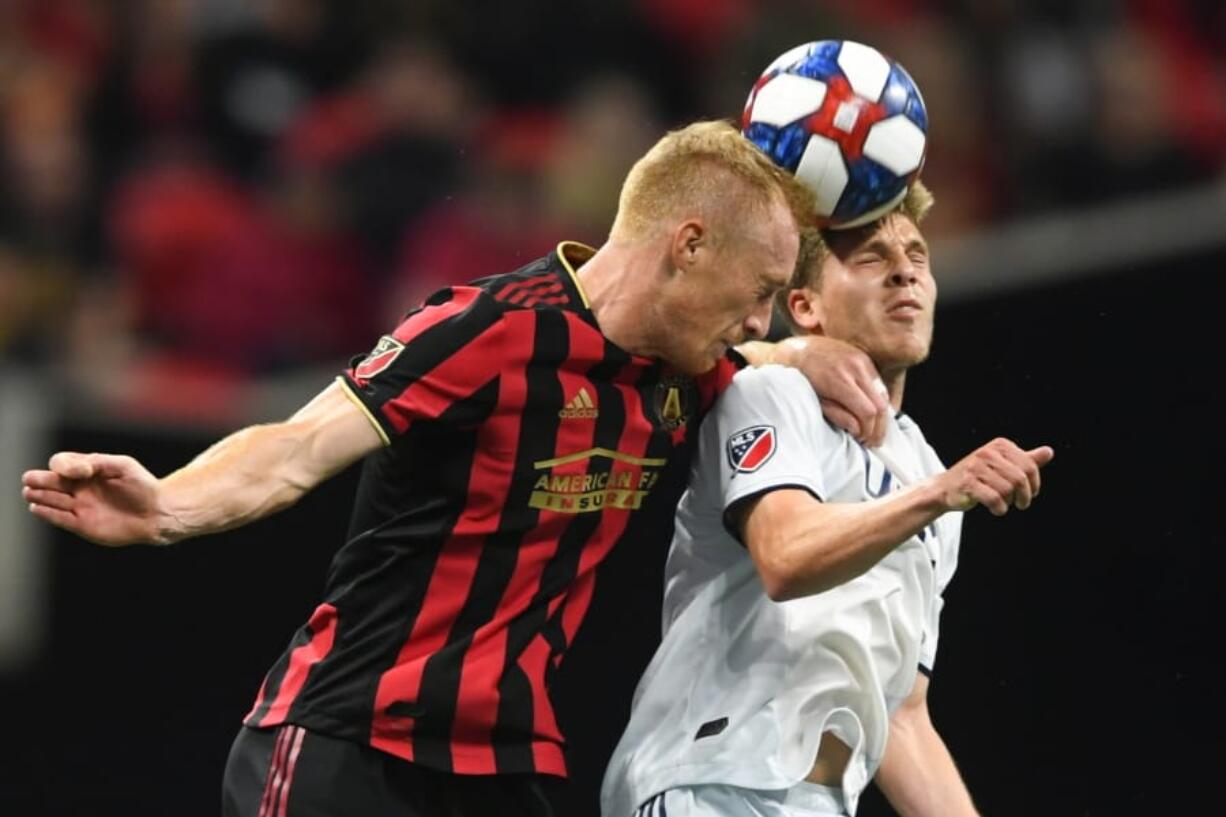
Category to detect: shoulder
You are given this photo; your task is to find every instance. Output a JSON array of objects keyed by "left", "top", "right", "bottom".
[
  {"left": 464, "top": 242, "right": 592, "bottom": 314},
  {"left": 722, "top": 364, "right": 823, "bottom": 415},
  {"left": 384, "top": 246, "right": 578, "bottom": 354}
]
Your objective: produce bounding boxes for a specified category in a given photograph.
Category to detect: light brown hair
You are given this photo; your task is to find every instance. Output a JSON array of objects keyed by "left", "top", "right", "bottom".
[{"left": 775, "top": 180, "right": 935, "bottom": 333}]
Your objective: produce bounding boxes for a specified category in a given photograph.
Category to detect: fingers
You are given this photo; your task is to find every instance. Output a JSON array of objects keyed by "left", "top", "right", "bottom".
[
  {"left": 955, "top": 439, "right": 1055, "bottom": 516},
  {"left": 992, "top": 442, "right": 1054, "bottom": 509},
  {"left": 850, "top": 366, "right": 889, "bottom": 447},
  {"left": 27, "top": 502, "right": 80, "bottom": 531},
  {"left": 830, "top": 367, "right": 888, "bottom": 447},
  {"left": 46, "top": 452, "right": 136, "bottom": 481},
  {"left": 1027, "top": 446, "right": 1055, "bottom": 466},
  {"left": 983, "top": 445, "right": 1035, "bottom": 510},
  {"left": 48, "top": 452, "right": 96, "bottom": 480},
  {"left": 863, "top": 378, "right": 890, "bottom": 448},
  {"left": 970, "top": 469, "right": 1014, "bottom": 516},
  {"left": 819, "top": 400, "right": 862, "bottom": 440},
  {"left": 22, "top": 469, "right": 76, "bottom": 493},
  {"left": 22, "top": 487, "right": 76, "bottom": 512}
]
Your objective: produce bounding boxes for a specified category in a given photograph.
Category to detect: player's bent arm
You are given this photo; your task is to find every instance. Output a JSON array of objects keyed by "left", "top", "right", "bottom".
[
  {"left": 738, "top": 482, "right": 947, "bottom": 602},
  {"left": 875, "top": 673, "right": 980, "bottom": 817},
  {"left": 156, "top": 380, "right": 383, "bottom": 542},
  {"left": 738, "top": 437, "right": 1052, "bottom": 600}
]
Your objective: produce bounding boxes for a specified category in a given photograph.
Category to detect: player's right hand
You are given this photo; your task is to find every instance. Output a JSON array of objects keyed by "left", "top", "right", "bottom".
[
  {"left": 938, "top": 438, "right": 1054, "bottom": 516},
  {"left": 21, "top": 452, "right": 168, "bottom": 546}
]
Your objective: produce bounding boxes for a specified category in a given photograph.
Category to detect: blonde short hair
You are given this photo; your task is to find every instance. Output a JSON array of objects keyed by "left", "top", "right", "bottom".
[
  {"left": 775, "top": 180, "right": 935, "bottom": 333},
  {"left": 610, "top": 120, "right": 816, "bottom": 242}
]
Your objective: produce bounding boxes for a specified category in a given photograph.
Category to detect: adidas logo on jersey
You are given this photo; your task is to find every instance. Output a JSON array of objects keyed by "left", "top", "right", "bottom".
[{"left": 558, "top": 388, "right": 598, "bottom": 419}]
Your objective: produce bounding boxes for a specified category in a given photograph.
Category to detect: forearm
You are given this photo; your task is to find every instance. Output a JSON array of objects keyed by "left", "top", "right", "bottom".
[
  {"left": 737, "top": 338, "right": 807, "bottom": 368},
  {"left": 876, "top": 711, "right": 979, "bottom": 817},
  {"left": 156, "top": 421, "right": 326, "bottom": 542},
  {"left": 748, "top": 482, "right": 946, "bottom": 601}
]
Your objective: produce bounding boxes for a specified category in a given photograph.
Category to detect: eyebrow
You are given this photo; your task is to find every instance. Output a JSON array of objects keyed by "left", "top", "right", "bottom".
[
  {"left": 757, "top": 267, "right": 790, "bottom": 290},
  {"left": 858, "top": 236, "right": 929, "bottom": 255}
]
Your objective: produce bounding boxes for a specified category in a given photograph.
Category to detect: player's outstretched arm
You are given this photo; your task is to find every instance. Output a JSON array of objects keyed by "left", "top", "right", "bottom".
[
  {"left": 739, "top": 438, "right": 1053, "bottom": 601},
  {"left": 875, "top": 673, "right": 980, "bottom": 817},
  {"left": 21, "top": 380, "right": 384, "bottom": 547},
  {"left": 739, "top": 336, "right": 891, "bottom": 447}
]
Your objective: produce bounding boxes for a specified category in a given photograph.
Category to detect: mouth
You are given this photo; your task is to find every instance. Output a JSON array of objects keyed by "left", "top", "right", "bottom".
[{"left": 886, "top": 298, "right": 924, "bottom": 318}]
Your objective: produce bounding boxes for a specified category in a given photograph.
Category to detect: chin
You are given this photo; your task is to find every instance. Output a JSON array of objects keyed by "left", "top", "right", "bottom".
[
  {"left": 874, "top": 339, "right": 930, "bottom": 371},
  {"left": 670, "top": 351, "right": 720, "bottom": 376},
  {"left": 884, "top": 349, "right": 930, "bottom": 371}
]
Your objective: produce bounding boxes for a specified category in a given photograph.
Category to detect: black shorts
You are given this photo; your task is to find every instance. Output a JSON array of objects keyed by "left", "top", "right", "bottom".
[{"left": 221, "top": 725, "right": 562, "bottom": 817}]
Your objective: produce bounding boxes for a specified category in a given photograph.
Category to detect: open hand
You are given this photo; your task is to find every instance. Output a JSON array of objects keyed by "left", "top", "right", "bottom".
[{"left": 22, "top": 453, "right": 168, "bottom": 546}]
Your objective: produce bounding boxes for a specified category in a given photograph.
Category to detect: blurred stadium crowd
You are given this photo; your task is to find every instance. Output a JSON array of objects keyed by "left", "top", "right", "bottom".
[{"left": 1, "top": 0, "right": 1223, "bottom": 422}]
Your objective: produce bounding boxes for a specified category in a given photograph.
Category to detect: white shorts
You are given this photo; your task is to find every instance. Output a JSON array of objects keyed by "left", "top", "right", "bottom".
[{"left": 633, "top": 782, "right": 848, "bottom": 817}]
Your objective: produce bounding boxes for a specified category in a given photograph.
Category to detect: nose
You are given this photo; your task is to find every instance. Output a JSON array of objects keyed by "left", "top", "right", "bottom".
[
  {"left": 888, "top": 254, "right": 918, "bottom": 287},
  {"left": 742, "top": 298, "right": 773, "bottom": 341}
]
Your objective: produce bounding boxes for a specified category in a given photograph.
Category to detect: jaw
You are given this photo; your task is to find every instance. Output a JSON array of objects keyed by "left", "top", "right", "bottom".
[{"left": 858, "top": 321, "right": 933, "bottom": 375}]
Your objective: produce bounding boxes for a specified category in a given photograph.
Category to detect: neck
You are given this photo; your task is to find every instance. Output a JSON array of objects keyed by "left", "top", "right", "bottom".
[
  {"left": 880, "top": 367, "right": 907, "bottom": 411},
  {"left": 574, "top": 239, "right": 666, "bottom": 358}
]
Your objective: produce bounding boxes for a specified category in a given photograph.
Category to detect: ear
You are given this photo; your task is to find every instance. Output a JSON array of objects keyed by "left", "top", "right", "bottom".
[
  {"left": 669, "top": 218, "right": 706, "bottom": 275},
  {"left": 786, "top": 288, "right": 825, "bottom": 333}
]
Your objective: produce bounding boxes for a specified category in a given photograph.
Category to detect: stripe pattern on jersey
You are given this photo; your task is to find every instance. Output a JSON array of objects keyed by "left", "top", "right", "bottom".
[
  {"left": 636, "top": 791, "right": 670, "bottom": 817},
  {"left": 244, "top": 243, "right": 741, "bottom": 777}
]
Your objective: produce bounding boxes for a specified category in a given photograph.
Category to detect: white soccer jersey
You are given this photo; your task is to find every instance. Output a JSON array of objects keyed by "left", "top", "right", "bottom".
[{"left": 601, "top": 365, "right": 963, "bottom": 817}]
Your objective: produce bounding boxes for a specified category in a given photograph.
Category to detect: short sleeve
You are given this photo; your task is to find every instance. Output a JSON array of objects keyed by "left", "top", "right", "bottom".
[
  {"left": 708, "top": 365, "right": 842, "bottom": 516},
  {"left": 340, "top": 286, "right": 506, "bottom": 444}
]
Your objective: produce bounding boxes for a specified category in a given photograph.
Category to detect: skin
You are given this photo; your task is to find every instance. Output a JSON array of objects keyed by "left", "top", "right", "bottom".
[{"left": 732, "top": 212, "right": 1054, "bottom": 815}]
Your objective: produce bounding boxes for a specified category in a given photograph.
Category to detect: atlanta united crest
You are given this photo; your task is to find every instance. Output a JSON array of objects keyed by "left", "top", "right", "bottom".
[
  {"left": 727, "top": 425, "right": 776, "bottom": 473},
  {"left": 654, "top": 375, "right": 695, "bottom": 432}
]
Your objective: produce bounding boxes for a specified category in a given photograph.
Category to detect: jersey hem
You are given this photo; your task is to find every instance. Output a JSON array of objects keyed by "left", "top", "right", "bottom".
[
  {"left": 336, "top": 375, "right": 392, "bottom": 446},
  {"left": 245, "top": 707, "right": 570, "bottom": 778}
]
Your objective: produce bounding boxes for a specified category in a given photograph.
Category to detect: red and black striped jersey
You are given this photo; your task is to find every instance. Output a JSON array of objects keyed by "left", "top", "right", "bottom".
[{"left": 244, "top": 242, "right": 742, "bottom": 777}]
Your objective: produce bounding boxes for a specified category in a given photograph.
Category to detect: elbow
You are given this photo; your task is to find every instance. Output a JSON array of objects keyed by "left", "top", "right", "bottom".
[
  {"left": 751, "top": 534, "right": 843, "bottom": 603},
  {"left": 762, "top": 574, "right": 802, "bottom": 603},
  {"left": 752, "top": 542, "right": 810, "bottom": 603}
]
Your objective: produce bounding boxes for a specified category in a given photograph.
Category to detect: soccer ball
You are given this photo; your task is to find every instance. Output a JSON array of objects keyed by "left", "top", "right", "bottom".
[{"left": 742, "top": 40, "right": 928, "bottom": 229}]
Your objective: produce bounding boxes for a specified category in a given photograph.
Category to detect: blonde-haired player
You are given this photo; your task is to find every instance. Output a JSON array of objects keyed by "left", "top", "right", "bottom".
[{"left": 602, "top": 182, "right": 1054, "bottom": 817}]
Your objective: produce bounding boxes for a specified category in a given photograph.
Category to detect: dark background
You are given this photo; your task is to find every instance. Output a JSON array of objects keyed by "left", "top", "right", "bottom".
[
  {"left": 3, "top": 246, "right": 1222, "bottom": 815},
  {"left": 2, "top": 0, "right": 1224, "bottom": 814}
]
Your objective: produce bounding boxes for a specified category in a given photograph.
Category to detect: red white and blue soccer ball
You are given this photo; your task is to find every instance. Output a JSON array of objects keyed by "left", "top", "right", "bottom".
[{"left": 742, "top": 40, "right": 928, "bottom": 229}]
